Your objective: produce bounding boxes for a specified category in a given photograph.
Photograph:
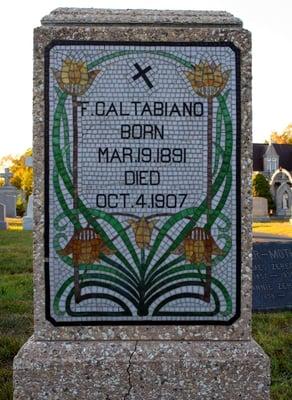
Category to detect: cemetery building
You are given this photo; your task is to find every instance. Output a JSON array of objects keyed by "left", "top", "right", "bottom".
[{"left": 253, "top": 143, "right": 292, "bottom": 217}]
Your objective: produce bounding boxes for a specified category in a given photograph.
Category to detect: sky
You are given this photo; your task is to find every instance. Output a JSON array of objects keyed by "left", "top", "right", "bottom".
[{"left": 1, "top": 0, "right": 292, "bottom": 159}]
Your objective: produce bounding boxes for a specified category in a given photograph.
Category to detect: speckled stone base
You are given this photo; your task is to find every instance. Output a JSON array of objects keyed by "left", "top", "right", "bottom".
[{"left": 14, "top": 336, "right": 269, "bottom": 400}]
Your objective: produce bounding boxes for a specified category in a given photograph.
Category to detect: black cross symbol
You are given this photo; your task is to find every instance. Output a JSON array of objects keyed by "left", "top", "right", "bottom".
[{"left": 132, "top": 63, "right": 153, "bottom": 89}]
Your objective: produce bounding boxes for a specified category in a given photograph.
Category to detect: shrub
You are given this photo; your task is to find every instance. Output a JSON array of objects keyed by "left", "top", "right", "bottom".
[
  {"left": 252, "top": 173, "right": 275, "bottom": 210},
  {"left": 16, "top": 197, "right": 25, "bottom": 217}
]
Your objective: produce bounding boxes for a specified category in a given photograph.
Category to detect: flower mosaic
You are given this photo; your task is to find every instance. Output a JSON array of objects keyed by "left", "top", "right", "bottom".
[
  {"left": 53, "top": 59, "right": 100, "bottom": 96},
  {"left": 45, "top": 42, "right": 240, "bottom": 324}
]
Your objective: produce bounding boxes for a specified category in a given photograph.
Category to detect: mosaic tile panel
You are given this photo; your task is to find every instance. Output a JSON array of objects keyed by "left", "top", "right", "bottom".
[{"left": 44, "top": 42, "right": 241, "bottom": 325}]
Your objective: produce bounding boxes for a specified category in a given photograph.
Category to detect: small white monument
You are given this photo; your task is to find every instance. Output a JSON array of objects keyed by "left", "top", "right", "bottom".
[
  {"left": 23, "top": 156, "right": 33, "bottom": 230},
  {"left": 23, "top": 195, "right": 33, "bottom": 230}
]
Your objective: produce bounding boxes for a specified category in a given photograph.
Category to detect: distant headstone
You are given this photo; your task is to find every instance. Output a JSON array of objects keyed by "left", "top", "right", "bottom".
[
  {"left": 23, "top": 156, "right": 33, "bottom": 230},
  {"left": 0, "top": 167, "right": 12, "bottom": 186},
  {"left": 0, "top": 167, "right": 18, "bottom": 217},
  {"left": 275, "top": 183, "right": 292, "bottom": 217},
  {"left": 23, "top": 195, "right": 33, "bottom": 230},
  {"left": 253, "top": 242, "right": 292, "bottom": 311},
  {"left": 253, "top": 197, "right": 270, "bottom": 221},
  {"left": 0, "top": 203, "right": 7, "bottom": 230},
  {"left": 0, "top": 192, "right": 17, "bottom": 218}
]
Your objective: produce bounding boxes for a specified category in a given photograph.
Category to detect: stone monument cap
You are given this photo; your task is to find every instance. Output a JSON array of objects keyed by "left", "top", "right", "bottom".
[{"left": 41, "top": 8, "right": 243, "bottom": 27}]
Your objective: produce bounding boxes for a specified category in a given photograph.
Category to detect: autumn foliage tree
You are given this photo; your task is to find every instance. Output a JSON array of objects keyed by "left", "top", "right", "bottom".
[
  {"left": 270, "top": 123, "right": 292, "bottom": 144},
  {"left": 9, "top": 148, "right": 33, "bottom": 200}
]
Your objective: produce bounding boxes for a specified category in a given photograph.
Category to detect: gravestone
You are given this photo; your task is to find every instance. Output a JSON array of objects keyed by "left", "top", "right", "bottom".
[
  {"left": 14, "top": 8, "right": 270, "bottom": 399},
  {"left": 0, "top": 168, "right": 18, "bottom": 218},
  {"left": 23, "top": 157, "right": 33, "bottom": 230},
  {"left": 0, "top": 203, "right": 7, "bottom": 230},
  {"left": 253, "top": 242, "right": 292, "bottom": 311},
  {"left": 23, "top": 195, "right": 33, "bottom": 230},
  {"left": 253, "top": 196, "right": 270, "bottom": 221},
  {"left": 275, "top": 182, "right": 292, "bottom": 217},
  {"left": 0, "top": 167, "right": 12, "bottom": 186}
]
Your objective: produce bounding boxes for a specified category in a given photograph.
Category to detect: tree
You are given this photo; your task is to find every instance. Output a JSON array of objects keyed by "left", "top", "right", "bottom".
[
  {"left": 252, "top": 173, "right": 275, "bottom": 210},
  {"left": 270, "top": 124, "right": 292, "bottom": 144},
  {"left": 9, "top": 148, "right": 33, "bottom": 200}
]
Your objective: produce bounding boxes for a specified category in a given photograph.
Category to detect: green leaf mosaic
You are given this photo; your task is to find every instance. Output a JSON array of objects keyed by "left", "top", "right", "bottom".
[{"left": 45, "top": 42, "right": 240, "bottom": 325}]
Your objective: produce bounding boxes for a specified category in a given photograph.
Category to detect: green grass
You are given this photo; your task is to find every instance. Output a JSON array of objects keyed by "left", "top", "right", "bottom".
[
  {"left": 0, "top": 231, "right": 32, "bottom": 274},
  {"left": 0, "top": 230, "right": 33, "bottom": 400},
  {"left": 252, "top": 312, "right": 292, "bottom": 400},
  {"left": 0, "top": 230, "right": 291, "bottom": 399}
]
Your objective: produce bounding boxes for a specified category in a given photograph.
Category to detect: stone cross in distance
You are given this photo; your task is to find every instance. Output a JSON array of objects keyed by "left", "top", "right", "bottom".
[{"left": 0, "top": 168, "right": 12, "bottom": 186}]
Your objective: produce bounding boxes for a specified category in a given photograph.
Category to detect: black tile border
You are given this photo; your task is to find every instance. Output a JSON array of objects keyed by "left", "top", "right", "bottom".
[{"left": 44, "top": 41, "right": 241, "bottom": 326}]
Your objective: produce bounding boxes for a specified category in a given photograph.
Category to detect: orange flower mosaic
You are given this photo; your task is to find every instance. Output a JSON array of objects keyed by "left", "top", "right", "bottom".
[
  {"left": 128, "top": 217, "right": 157, "bottom": 249},
  {"left": 53, "top": 59, "right": 100, "bottom": 96},
  {"left": 182, "top": 227, "right": 223, "bottom": 266},
  {"left": 185, "top": 61, "right": 230, "bottom": 98},
  {"left": 58, "top": 227, "right": 114, "bottom": 264}
]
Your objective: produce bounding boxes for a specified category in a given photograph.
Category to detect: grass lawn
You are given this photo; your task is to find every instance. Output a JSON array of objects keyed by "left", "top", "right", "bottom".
[
  {"left": 0, "top": 229, "right": 291, "bottom": 399},
  {"left": 253, "top": 220, "right": 292, "bottom": 238},
  {"left": 253, "top": 312, "right": 292, "bottom": 399},
  {"left": 0, "top": 230, "right": 33, "bottom": 400}
]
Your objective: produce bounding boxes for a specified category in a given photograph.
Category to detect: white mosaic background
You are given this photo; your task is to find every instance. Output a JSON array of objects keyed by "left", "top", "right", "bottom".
[{"left": 47, "top": 43, "right": 239, "bottom": 323}]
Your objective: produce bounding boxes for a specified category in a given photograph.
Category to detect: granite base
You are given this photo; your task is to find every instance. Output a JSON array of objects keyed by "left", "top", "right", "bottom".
[{"left": 14, "top": 336, "right": 270, "bottom": 399}]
